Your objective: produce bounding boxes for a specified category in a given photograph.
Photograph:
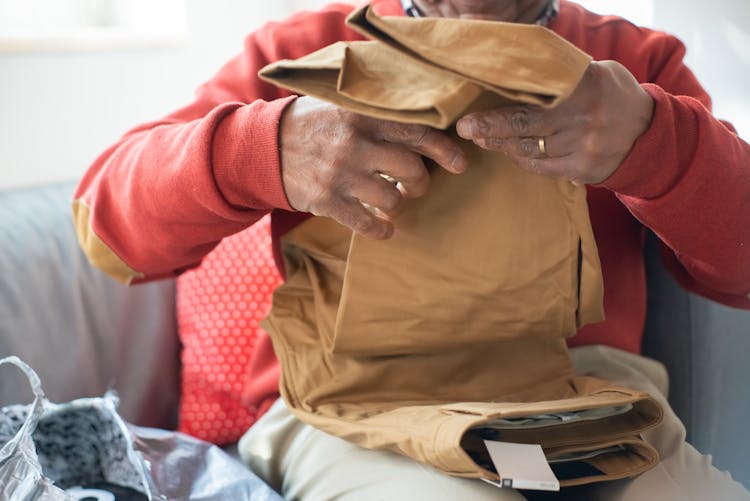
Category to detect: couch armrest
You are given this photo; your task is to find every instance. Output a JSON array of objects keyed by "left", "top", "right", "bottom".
[
  {"left": 0, "top": 182, "right": 180, "bottom": 429},
  {"left": 642, "top": 233, "right": 750, "bottom": 487}
]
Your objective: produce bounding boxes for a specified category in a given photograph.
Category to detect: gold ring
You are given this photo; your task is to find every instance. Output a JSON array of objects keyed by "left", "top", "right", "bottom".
[
  {"left": 378, "top": 173, "right": 397, "bottom": 184},
  {"left": 538, "top": 137, "right": 547, "bottom": 156}
]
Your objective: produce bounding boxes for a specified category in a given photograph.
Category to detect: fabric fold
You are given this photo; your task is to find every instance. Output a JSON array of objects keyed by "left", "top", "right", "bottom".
[
  {"left": 260, "top": 41, "right": 483, "bottom": 128},
  {"left": 345, "top": 4, "right": 592, "bottom": 107},
  {"left": 259, "top": 3, "right": 662, "bottom": 487}
]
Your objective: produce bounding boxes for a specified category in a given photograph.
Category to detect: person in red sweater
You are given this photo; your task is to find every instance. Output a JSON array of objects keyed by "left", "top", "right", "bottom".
[{"left": 74, "top": 0, "right": 750, "bottom": 498}]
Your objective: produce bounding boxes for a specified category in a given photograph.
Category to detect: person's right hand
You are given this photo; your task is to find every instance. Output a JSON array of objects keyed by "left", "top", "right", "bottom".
[{"left": 279, "top": 96, "right": 468, "bottom": 239}]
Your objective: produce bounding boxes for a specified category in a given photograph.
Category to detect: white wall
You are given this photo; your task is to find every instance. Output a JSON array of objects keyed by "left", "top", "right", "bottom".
[
  {"left": 655, "top": 0, "right": 750, "bottom": 138},
  {"left": 578, "top": 0, "right": 750, "bottom": 139},
  {"left": 1, "top": 0, "right": 748, "bottom": 190},
  {"left": 0, "top": 0, "right": 292, "bottom": 190}
]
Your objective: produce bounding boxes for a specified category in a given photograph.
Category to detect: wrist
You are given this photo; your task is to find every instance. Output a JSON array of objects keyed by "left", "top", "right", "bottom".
[{"left": 213, "top": 97, "right": 297, "bottom": 211}]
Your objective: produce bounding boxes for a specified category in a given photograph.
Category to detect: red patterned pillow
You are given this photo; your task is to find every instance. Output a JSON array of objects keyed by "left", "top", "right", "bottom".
[{"left": 176, "top": 215, "right": 282, "bottom": 444}]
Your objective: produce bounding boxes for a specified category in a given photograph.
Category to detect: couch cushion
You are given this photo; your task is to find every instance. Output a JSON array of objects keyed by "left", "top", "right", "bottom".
[
  {"left": 642, "top": 233, "right": 750, "bottom": 488},
  {"left": 0, "top": 182, "right": 180, "bottom": 429},
  {"left": 177, "top": 215, "right": 282, "bottom": 444}
]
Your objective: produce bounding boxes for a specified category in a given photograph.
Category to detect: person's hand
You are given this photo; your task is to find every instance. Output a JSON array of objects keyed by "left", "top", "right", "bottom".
[
  {"left": 455, "top": 60, "right": 654, "bottom": 185},
  {"left": 279, "top": 96, "right": 467, "bottom": 239}
]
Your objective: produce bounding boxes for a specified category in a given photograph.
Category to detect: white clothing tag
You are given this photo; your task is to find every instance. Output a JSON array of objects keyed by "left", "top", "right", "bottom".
[{"left": 481, "top": 440, "right": 560, "bottom": 492}]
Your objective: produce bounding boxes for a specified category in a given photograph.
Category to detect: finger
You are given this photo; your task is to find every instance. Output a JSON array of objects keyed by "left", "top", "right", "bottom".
[
  {"left": 376, "top": 122, "right": 467, "bottom": 174},
  {"left": 512, "top": 154, "right": 581, "bottom": 182},
  {"left": 474, "top": 130, "right": 572, "bottom": 159},
  {"left": 351, "top": 176, "right": 406, "bottom": 219},
  {"left": 330, "top": 196, "right": 395, "bottom": 240},
  {"left": 374, "top": 147, "right": 431, "bottom": 199},
  {"left": 456, "top": 105, "right": 561, "bottom": 142},
  {"left": 504, "top": 128, "right": 619, "bottom": 184}
]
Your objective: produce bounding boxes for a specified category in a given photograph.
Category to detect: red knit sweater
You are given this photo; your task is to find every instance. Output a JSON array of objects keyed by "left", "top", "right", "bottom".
[{"left": 74, "top": 0, "right": 750, "bottom": 416}]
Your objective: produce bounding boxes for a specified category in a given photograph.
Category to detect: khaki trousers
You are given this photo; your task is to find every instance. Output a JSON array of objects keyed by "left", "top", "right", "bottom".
[{"left": 239, "top": 345, "right": 749, "bottom": 501}]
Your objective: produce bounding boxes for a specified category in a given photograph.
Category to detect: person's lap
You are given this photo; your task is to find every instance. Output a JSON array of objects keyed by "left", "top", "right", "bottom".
[
  {"left": 239, "top": 345, "right": 749, "bottom": 501},
  {"left": 241, "top": 400, "right": 522, "bottom": 500}
]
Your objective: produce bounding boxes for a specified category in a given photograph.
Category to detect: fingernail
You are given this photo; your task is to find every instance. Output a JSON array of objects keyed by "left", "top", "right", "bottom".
[
  {"left": 456, "top": 119, "right": 472, "bottom": 139},
  {"left": 450, "top": 149, "right": 467, "bottom": 173}
]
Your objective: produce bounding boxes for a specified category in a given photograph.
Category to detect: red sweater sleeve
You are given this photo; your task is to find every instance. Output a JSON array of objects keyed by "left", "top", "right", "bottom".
[
  {"left": 604, "top": 83, "right": 750, "bottom": 307},
  {"left": 554, "top": 3, "right": 750, "bottom": 308},
  {"left": 73, "top": 5, "right": 362, "bottom": 284}
]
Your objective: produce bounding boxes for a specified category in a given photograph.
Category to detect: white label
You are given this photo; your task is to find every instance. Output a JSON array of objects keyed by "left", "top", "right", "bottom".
[{"left": 482, "top": 440, "right": 560, "bottom": 492}]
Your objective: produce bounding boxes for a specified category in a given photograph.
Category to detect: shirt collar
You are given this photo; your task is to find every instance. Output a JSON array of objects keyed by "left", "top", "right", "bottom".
[{"left": 400, "top": 0, "right": 560, "bottom": 26}]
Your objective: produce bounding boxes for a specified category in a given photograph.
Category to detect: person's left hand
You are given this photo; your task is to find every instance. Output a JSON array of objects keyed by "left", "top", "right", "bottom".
[{"left": 455, "top": 60, "right": 654, "bottom": 185}]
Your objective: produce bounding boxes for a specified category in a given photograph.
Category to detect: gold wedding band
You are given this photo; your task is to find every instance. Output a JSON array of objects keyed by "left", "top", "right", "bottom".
[{"left": 538, "top": 137, "right": 547, "bottom": 156}]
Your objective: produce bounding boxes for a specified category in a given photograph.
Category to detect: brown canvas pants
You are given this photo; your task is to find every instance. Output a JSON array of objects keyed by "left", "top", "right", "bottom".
[
  {"left": 259, "top": 4, "right": 662, "bottom": 486},
  {"left": 239, "top": 346, "right": 750, "bottom": 500}
]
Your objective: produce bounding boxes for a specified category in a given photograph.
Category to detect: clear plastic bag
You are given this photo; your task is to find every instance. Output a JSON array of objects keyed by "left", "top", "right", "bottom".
[{"left": 0, "top": 356, "right": 282, "bottom": 500}]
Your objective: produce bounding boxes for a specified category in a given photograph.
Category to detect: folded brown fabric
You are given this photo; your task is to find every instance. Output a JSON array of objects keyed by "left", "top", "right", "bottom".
[
  {"left": 345, "top": 3, "right": 591, "bottom": 107},
  {"left": 259, "top": 4, "right": 662, "bottom": 487}
]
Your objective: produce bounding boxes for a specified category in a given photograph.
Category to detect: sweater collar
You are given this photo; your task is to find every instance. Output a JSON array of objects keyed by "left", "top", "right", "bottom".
[{"left": 399, "top": 0, "right": 560, "bottom": 25}]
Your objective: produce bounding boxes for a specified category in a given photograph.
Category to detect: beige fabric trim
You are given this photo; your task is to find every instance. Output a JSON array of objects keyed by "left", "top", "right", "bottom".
[{"left": 72, "top": 199, "right": 144, "bottom": 285}]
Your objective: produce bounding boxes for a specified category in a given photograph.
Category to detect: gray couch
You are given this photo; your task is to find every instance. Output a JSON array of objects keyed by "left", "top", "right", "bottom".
[{"left": 1, "top": 181, "right": 748, "bottom": 489}]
